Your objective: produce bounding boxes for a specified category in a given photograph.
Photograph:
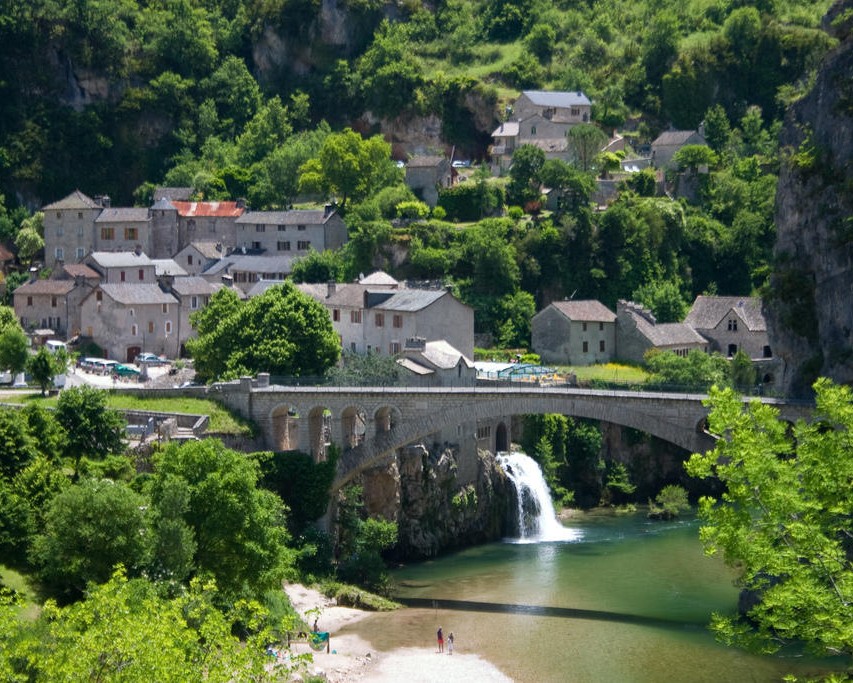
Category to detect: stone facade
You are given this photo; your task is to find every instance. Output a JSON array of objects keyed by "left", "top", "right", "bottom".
[
  {"left": 684, "top": 295, "right": 771, "bottom": 359},
  {"left": 616, "top": 300, "right": 708, "bottom": 364},
  {"left": 234, "top": 207, "right": 347, "bottom": 254},
  {"left": 531, "top": 300, "right": 616, "bottom": 365}
]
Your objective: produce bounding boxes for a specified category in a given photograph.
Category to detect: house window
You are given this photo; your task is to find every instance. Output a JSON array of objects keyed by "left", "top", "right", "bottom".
[
  {"left": 129, "top": 308, "right": 134, "bottom": 317},
  {"left": 50, "top": 296, "right": 57, "bottom": 308},
  {"left": 148, "top": 321, "right": 154, "bottom": 334},
  {"left": 190, "top": 296, "right": 199, "bottom": 309},
  {"left": 297, "top": 240, "right": 310, "bottom": 250},
  {"left": 56, "top": 226, "right": 63, "bottom": 236},
  {"left": 125, "top": 227, "right": 137, "bottom": 240},
  {"left": 582, "top": 322, "right": 587, "bottom": 331},
  {"left": 187, "top": 255, "right": 193, "bottom": 265},
  {"left": 297, "top": 225, "right": 306, "bottom": 231},
  {"left": 763, "top": 345, "right": 772, "bottom": 358},
  {"left": 599, "top": 340, "right": 605, "bottom": 352},
  {"left": 131, "top": 324, "right": 138, "bottom": 336},
  {"left": 162, "top": 303, "right": 168, "bottom": 314},
  {"left": 138, "top": 269, "right": 144, "bottom": 281},
  {"left": 56, "top": 212, "right": 61, "bottom": 219},
  {"left": 727, "top": 319, "right": 738, "bottom": 331},
  {"left": 86, "top": 326, "right": 92, "bottom": 337},
  {"left": 375, "top": 313, "right": 384, "bottom": 327},
  {"left": 393, "top": 314, "right": 403, "bottom": 328},
  {"left": 251, "top": 241, "right": 261, "bottom": 250},
  {"left": 76, "top": 247, "right": 85, "bottom": 259},
  {"left": 583, "top": 341, "right": 589, "bottom": 353},
  {"left": 278, "top": 225, "right": 286, "bottom": 232},
  {"left": 390, "top": 341, "right": 401, "bottom": 354},
  {"left": 531, "top": 126, "right": 537, "bottom": 135},
  {"left": 96, "top": 290, "right": 103, "bottom": 302},
  {"left": 55, "top": 247, "right": 64, "bottom": 260},
  {"left": 571, "top": 107, "right": 580, "bottom": 116},
  {"left": 101, "top": 227, "right": 114, "bottom": 240},
  {"left": 256, "top": 224, "right": 266, "bottom": 232},
  {"left": 599, "top": 322, "right": 604, "bottom": 331},
  {"left": 77, "top": 225, "right": 84, "bottom": 236},
  {"left": 277, "top": 241, "right": 291, "bottom": 251},
  {"left": 727, "top": 343, "right": 737, "bottom": 356},
  {"left": 165, "top": 320, "right": 172, "bottom": 334},
  {"left": 350, "top": 342, "right": 356, "bottom": 352},
  {"left": 120, "top": 271, "right": 126, "bottom": 282},
  {"left": 26, "top": 296, "right": 32, "bottom": 306},
  {"left": 350, "top": 310, "right": 362, "bottom": 323},
  {"left": 333, "top": 309, "right": 340, "bottom": 322}
]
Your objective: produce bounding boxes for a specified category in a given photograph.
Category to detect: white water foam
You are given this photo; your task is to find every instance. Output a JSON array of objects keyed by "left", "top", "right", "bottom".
[{"left": 497, "top": 451, "right": 582, "bottom": 544}]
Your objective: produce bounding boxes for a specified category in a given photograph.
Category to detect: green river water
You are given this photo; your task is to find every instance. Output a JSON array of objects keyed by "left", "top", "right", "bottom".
[{"left": 346, "top": 511, "right": 843, "bottom": 682}]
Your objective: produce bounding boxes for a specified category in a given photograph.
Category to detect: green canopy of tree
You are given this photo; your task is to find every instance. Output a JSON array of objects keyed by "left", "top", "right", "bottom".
[
  {"left": 686, "top": 379, "right": 853, "bottom": 658},
  {"left": 0, "top": 324, "right": 29, "bottom": 376},
  {"left": 186, "top": 281, "right": 340, "bottom": 382},
  {"left": 54, "top": 386, "right": 126, "bottom": 477},
  {"left": 644, "top": 349, "right": 731, "bottom": 392},
  {"left": 26, "top": 346, "right": 66, "bottom": 396}
]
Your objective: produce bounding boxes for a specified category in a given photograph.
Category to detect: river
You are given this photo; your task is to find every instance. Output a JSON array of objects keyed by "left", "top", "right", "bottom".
[{"left": 345, "top": 456, "right": 840, "bottom": 681}]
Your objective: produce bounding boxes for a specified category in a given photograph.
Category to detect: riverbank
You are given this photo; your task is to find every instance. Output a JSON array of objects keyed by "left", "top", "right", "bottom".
[{"left": 284, "top": 584, "right": 512, "bottom": 682}]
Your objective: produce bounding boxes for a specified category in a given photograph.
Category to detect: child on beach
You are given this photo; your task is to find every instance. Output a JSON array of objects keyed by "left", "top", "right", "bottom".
[
  {"left": 447, "top": 632, "right": 454, "bottom": 654},
  {"left": 437, "top": 627, "right": 444, "bottom": 653}
]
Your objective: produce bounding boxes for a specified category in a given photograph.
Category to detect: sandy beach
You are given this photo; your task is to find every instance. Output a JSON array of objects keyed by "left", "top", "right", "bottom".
[{"left": 283, "top": 584, "right": 513, "bottom": 682}]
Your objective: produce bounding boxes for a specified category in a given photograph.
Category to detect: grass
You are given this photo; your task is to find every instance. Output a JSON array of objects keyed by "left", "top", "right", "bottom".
[
  {"left": 0, "top": 392, "right": 255, "bottom": 436},
  {"left": 0, "top": 565, "right": 40, "bottom": 621},
  {"left": 558, "top": 362, "right": 649, "bottom": 385}
]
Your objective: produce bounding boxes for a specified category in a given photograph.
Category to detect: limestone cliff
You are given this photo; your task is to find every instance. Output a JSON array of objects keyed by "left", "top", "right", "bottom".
[
  {"left": 357, "top": 444, "right": 512, "bottom": 560},
  {"left": 766, "top": 1, "right": 853, "bottom": 396}
]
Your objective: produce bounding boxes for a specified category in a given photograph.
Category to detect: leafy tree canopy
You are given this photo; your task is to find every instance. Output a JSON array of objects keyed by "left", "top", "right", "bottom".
[{"left": 686, "top": 379, "right": 853, "bottom": 658}]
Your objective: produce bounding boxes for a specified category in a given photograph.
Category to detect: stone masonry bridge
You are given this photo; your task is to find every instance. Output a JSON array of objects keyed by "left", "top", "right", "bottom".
[{"left": 214, "top": 377, "right": 813, "bottom": 490}]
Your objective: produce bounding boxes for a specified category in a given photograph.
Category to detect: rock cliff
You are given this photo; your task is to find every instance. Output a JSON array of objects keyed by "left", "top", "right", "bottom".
[
  {"left": 357, "top": 444, "right": 512, "bottom": 560},
  {"left": 766, "top": 1, "right": 853, "bottom": 396}
]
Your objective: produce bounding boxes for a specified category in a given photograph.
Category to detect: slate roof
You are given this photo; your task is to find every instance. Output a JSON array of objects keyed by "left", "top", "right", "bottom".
[
  {"left": 684, "top": 296, "right": 766, "bottom": 331},
  {"left": 651, "top": 130, "right": 706, "bottom": 148},
  {"left": 185, "top": 242, "right": 224, "bottom": 259},
  {"left": 236, "top": 209, "right": 334, "bottom": 225},
  {"left": 522, "top": 90, "right": 591, "bottom": 107},
  {"left": 228, "top": 254, "right": 297, "bottom": 272},
  {"left": 62, "top": 264, "right": 100, "bottom": 279},
  {"left": 549, "top": 300, "right": 616, "bottom": 323},
  {"left": 359, "top": 271, "right": 398, "bottom": 286},
  {"left": 153, "top": 187, "right": 193, "bottom": 201},
  {"left": 98, "top": 284, "right": 177, "bottom": 305},
  {"left": 170, "top": 276, "right": 218, "bottom": 296},
  {"left": 43, "top": 190, "right": 100, "bottom": 210},
  {"left": 151, "top": 198, "right": 177, "bottom": 211},
  {"left": 406, "top": 155, "right": 447, "bottom": 168},
  {"left": 14, "top": 279, "right": 76, "bottom": 295},
  {"left": 171, "top": 201, "right": 244, "bottom": 218},
  {"left": 152, "top": 259, "right": 187, "bottom": 277},
  {"left": 293, "top": 283, "right": 329, "bottom": 302},
  {"left": 417, "top": 340, "right": 474, "bottom": 369},
  {"left": 372, "top": 289, "right": 447, "bottom": 312},
  {"left": 248, "top": 280, "right": 288, "bottom": 297},
  {"left": 492, "top": 121, "right": 520, "bottom": 137},
  {"left": 397, "top": 357, "right": 434, "bottom": 375},
  {"left": 95, "top": 208, "right": 150, "bottom": 223},
  {"left": 631, "top": 314, "right": 707, "bottom": 347},
  {"left": 89, "top": 251, "right": 154, "bottom": 268}
]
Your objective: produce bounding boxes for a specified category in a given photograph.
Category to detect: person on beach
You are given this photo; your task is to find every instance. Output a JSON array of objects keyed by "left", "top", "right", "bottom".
[
  {"left": 437, "top": 627, "right": 444, "bottom": 653},
  {"left": 447, "top": 632, "right": 454, "bottom": 654}
]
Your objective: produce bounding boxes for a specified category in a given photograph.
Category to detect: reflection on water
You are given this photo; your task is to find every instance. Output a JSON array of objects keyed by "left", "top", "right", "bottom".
[{"left": 344, "top": 511, "right": 841, "bottom": 682}]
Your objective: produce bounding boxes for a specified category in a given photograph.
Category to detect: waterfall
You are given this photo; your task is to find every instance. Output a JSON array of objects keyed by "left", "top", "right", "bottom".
[{"left": 498, "top": 451, "right": 582, "bottom": 543}]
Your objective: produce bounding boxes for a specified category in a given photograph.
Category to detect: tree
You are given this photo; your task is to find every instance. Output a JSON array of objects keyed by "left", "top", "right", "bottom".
[
  {"left": 506, "top": 144, "right": 545, "bottom": 207},
  {"left": 645, "top": 349, "right": 731, "bottom": 391},
  {"left": 187, "top": 282, "right": 340, "bottom": 382},
  {"left": 0, "top": 408, "right": 38, "bottom": 479},
  {"left": 632, "top": 279, "right": 688, "bottom": 323},
  {"left": 14, "top": 212, "right": 44, "bottom": 264},
  {"left": 26, "top": 346, "right": 64, "bottom": 396},
  {"left": 290, "top": 248, "right": 347, "bottom": 284},
  {"left": 567, "top": 124, "right": 608, "bottom": 171},
  {"left": 539, "top": 159, "right": 596, "bottom": 215},
  {"left": 686, "top": 379, "right": 853, "bottom": 658},
  {"left": 0, "top": 325, "right": 29, "bottom": 378},
  {"left": 30, "top": 478, "right": 151, "bottom": 602},
  {"left": 673, "top": 144, "right": 717, "bottom": 173},
  {"left": 149, "top": 439, "right": 291, "bottom": 598},
  {"left": 703, "top": 104, "right": 731, "bottom": 154},
  {"left": 54, "top": 386, "right": 126, "bottom": 478}
]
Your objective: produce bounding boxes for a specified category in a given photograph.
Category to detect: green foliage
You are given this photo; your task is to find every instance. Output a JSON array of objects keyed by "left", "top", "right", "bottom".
[
  {"left": 0, "top": 326, "right": 28, "bottom": 376},
  {"left": 602, "top": 461, "right": 636, "bottom": 505},
  {"left": 254, "top": 447, "right": 338, "bottom": 535},
  {"left": 290, "top": 248, "right": 348, "bottom": 283},
  {"left": 631, "top": 279, "right": 688, "bottom": 323},
  {"left": 54, "top": 386, "right": 126, "bottom": 477},
  {"left": 730, "top": 349, "right": 756, "bottom": 391},
  {"left": 686, "top": 380, "right": 853, "bottom": 657},
  {"left": 149, "top": 439, "right": 292, "bottom": 599},
  {"left": 507, "top": 144, "right": 545, "bottom": 206},
  {"left": 648, "top": 484, "right": 690, "bottom": 519},
  {"left": 438, "top": 180, "right": 505, "bottom": 221},
  {"left": 325, "top": 350, "right": 401, "bottom": 384},
  {"left": 25, "top": 347, "right": 64, "bottom": 396},
  {"left": 645, "top": 349, "right": 731, "bottom": 392},
  {"left": 31, "top": 478, "right": 151, "bottom": 603},
  {"left": 335, "top": 485, "right": 397, "bottom": 593},
  {"left": 187, "top": 282, "right": 340, "bottom": 382},
  {"left": 673, "top": 144, "right": 718, "bottom": 172},
  {"left": 567, "top": 124, "right": 609, "bottom": 172}
]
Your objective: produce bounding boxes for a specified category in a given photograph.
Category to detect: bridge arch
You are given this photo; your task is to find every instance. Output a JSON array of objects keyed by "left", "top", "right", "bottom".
[
  {"left": 374, "top": 405, "right": 401, "bottom": 435},
  {"left": 341, "top": 405, "right": 367, "bottom": 449},
  {"left": 495, "top": 422, "right": 509, "bottom": 452},
  {"left": 270, "top": 403, "right": 300, "bottom": 451},
  {"left": 308, "top": 405, "right": 332, "bottom": 461}
]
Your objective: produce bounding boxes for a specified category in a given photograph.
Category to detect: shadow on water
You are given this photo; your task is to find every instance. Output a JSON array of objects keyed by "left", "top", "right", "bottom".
[{"left": 394, "top": 597, "right": 706, "bottom": 632}]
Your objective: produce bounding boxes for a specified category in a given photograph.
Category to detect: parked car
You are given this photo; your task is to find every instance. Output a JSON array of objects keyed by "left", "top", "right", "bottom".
[
  {"left": 94, "top": 359, "right": 118, "bottom": 375},
  {"left": 136, "top": 352, "right": 167, "bottom": 366},
  {"left": 114, "top": 363, "right": 141, "bottom": 377}
]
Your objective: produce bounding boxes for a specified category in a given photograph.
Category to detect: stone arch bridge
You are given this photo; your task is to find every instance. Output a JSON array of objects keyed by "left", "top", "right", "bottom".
[{"left": 214, "top": 377, "right": 813, "bottom": 490}]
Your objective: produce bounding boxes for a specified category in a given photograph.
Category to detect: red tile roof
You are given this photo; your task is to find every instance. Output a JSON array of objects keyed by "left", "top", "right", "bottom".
[{"left": 171, "top": 201, "right": 245, "bottom": 218}]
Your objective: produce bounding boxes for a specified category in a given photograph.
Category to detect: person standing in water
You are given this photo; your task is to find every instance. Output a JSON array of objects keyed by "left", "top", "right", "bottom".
[
  {"left": 447, "top": 632, "right": 454, "bottom": 654},
  {"left": 436, "top": 627, "right": 444, "bottom": 653}
]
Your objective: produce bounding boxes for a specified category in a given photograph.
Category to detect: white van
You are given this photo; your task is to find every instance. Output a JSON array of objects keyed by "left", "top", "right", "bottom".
[{"left": 46, "top": 340, "right": 67, "bottom": 354}]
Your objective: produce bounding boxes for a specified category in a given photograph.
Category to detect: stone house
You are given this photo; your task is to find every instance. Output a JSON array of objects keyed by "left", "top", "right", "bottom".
[
  {"left": 79, "top": 283, "right": 179, "bottom": 361},
  {"left": 234, "top": 207, "right": 347, "bottom": 254},
  {"left": 615, "top": 300, "right": 708, "bottom": 364},
  {"left": 42, "top": 190, "right": 108, "bottom": 267},
  {"left": 404, "top": 156, "right": 452, "bottom": 207},
  {"left": 531, "top": 300, "right": 617, "bottom": 365},
  {"left": 650, "top": 129, "right": 708, "bottom": 169},
  {"left": 171, "top": 200, "right": 245, "bottom": 253},
  {"left": 84, "top": 251, "right": 157, "bottom": 284},
  {"left": 169, "top": 276, "right": 220, "bottom": 356},
  {"left": 14, "top": 279, "right": 77, "bottom": 337},
  {"left": 94, "top": 207, "right": 152, "bottom": 254},
  {"left": 512, "top": 90, "right": 592, "bottom": 124},
  {"left": 683, "top": 295, "right": 771, "bottom": 359},
  {"left": 173, "top": 241, "right": 224, "bottom": 275},
  {"left": 202, "top": 254, "right": 297, "bottom": 294}
]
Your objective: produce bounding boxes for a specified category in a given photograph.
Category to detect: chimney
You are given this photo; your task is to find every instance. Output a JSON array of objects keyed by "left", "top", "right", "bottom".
[
  {"left": 405, "top": 337, "right": 426, "bottom": 351},
  {"left": 134, "top": 244, "right": 142, "bottom": 256},
  {"left": 221, "top": 274, "right": 233, "bottom": 287},
  {"left": 236, "top": 198, "right": 246, "bottom": 210},
  {"left": 29, "top": 266, "right": 38, "bottom": 283},
  {"left": 327, "top": 281, "right": 336, "bottom": 297},
  {"left": 324, "top": 203, "right": 334, "bottom": 218}
]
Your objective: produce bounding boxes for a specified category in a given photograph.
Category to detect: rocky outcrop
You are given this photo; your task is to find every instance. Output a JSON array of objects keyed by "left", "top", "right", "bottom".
[
  {"left": 357, "top": 444, "right": 512, "bottom": 560},
  {"left": 766, "top": 1, "right": 853, "bottom": 396}
]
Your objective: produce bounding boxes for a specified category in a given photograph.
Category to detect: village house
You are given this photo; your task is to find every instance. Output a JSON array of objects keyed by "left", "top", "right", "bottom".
[
  {"left": 234, "top": 207, "right": 347, "bottom": 254},
  {"left": 169, "top": 276, "right": 221, "bottom": 356},
  {"left": 42, "top": 190, "right": 108, "bottom": 267},
  {"left": 171, "top": 199, "right": 245, "bottom": 253},
  {"left": 683, "top": 295, "right": 771, "bottom": 359},
  {"left": 174, "top": 241, "right": 224, "bottom": 275},
  {"left": 14, "top": 279, "right": 77, "bottom": 338},
  {"left": 615, "top": 300, "right": 708, "bottom": 364},
  {"left": 84, "top": 251, "right": 157, "bottom": 284},
  {"left": 202, "top": 254, "right": 296, "bottom": 293},
  {"left": 531, "top": 300, "right": 616, "bottom": 366},
  {"left": 403, "top": 156, "right": 452, "bottom": 207},
  {"left": 396, "top": 337, "right": 475, "bottom": 387},
  {"left": 94, "top": 207, "right": 152, "bottom": 254},
  {"left": 650, "top": 129, "right": 708, "bottom": 169},
  {"left": 79, "top": 283, "right": 179, "bottom": 362}
]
